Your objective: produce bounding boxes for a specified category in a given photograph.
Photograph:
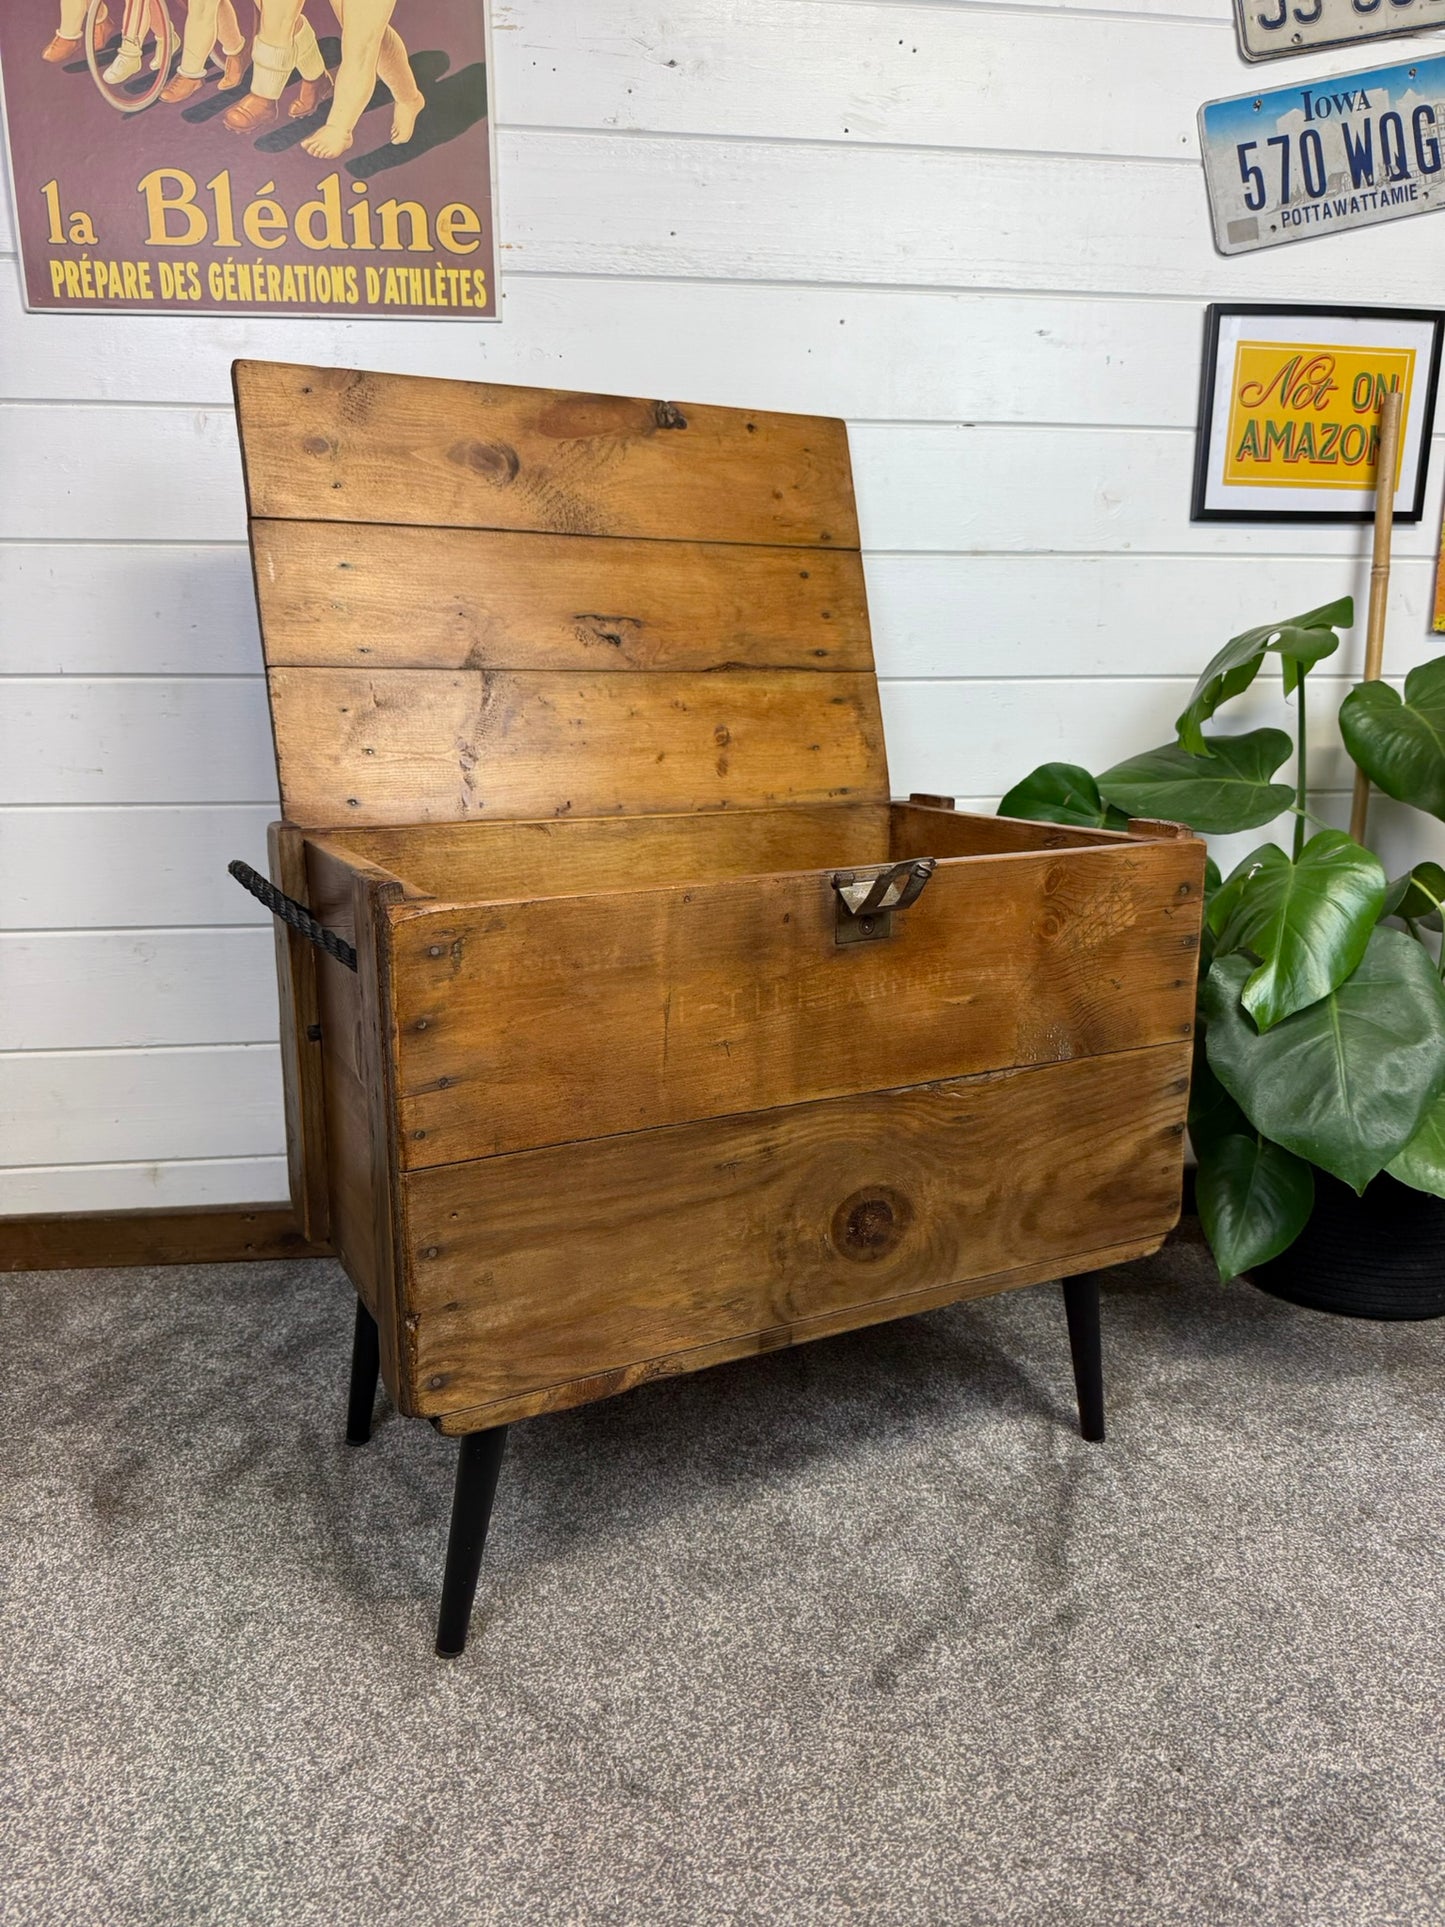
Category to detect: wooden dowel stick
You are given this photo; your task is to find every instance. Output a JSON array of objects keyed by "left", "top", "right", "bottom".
[{"left": 1350, "top": 387, "right": 1404, "bottom": 845}]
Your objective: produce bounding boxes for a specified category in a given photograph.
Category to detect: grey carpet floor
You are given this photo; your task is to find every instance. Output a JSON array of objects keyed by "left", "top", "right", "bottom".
[{"left": 1, "top": 1246, "right": 1441, "bottom": 1927}]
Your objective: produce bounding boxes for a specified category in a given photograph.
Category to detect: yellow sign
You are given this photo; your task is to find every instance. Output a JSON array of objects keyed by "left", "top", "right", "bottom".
[{"left": 1223, "top": 340, "right": 1413, "bottom": 492}]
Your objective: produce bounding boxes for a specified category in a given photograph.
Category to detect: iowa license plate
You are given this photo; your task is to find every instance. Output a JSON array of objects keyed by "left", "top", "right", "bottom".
[
  {"left": 1236, "top": 0, "right": 1445, "bottom": 63},
  {"left": 1201, "top": 54, "right": 1445, "bottom": 251}
]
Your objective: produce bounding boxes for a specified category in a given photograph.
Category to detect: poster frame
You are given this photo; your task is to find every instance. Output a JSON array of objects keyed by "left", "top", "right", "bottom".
[
  {"left": 1191, "top": 301, "right": 1444, "bottom": 525},
  {"left": 0, "top": 0, "right": 502, "bottom": 322}
]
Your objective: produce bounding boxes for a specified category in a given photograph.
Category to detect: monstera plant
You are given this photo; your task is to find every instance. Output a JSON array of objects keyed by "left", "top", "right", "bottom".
[{"left": 998, "top": 597, "right": 1445, "bottom": 1300}]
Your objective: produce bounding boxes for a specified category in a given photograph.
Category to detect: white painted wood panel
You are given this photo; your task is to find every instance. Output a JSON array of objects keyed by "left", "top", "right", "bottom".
[
  {"left": 5, "top": 3, "right": 1445, "bottom": 1216},
  {"left": 492, "top": 130, "right": 1445, "bottom": 302},
  {"left": 498, "top": 0, "right": 1247, "bottom": 158},
  {"left": 0, "top": 544, "right": 262, "bottom": 676},
  {"left": 0, "top": 1046, "right": 285, "bottom": 1165},
  {"left": 0, "top": 680, "right": 277, "bottom": 805},
  {"left": 1, "top": 261, "right": 1210, "bottom": 428},
  {"left": 880, "top": 673, "right": 1421, "bottom": 801},
  {"left": 865, "top": 554, "right": 1443, "bottom": 680},
  {"left": 7, "top": 407, "right": 1442, "bottom": 561},
  {"left": 0, "top": 807, "right": 273, "bottom": 929},
  {"left": 3, "top": 670, "right": 1426, "bottom": 815},
  {"left": 850, "top": 425, "right": 1445, "bottom": 559},
  {"left": 7, "top": 126, "right": 1445, "bottom": 304},
  {"left": 0, "top": 1157, "right": 292, "bottom": 1216},
  {"left": 11, "top": 543, "right": 1434, "bottom": 683},
  {"left": 0, "top": 929, "right": 277, "bottom": 1050}
]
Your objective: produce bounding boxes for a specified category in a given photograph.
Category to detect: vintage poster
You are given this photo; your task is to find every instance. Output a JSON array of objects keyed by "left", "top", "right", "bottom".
[
  {"left": 1200, "top": 54, "right": 1445, "bottom": 254},
  {"left": 0, "top": 0, "right": 497, "bottom": 318},
  {"left": 1193, "top": 305, "right": 1443, "bottom": 523}
]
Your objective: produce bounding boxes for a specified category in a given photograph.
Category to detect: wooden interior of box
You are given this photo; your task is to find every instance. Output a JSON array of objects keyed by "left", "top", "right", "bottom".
[{"left": 311, "top": 801, "right": 1139, "bottom": 905}]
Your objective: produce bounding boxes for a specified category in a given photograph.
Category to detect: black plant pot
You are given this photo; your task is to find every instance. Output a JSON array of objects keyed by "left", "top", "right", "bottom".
[{"left": 1248, "top": 1169, "right": 1445, "bottom": 1321}]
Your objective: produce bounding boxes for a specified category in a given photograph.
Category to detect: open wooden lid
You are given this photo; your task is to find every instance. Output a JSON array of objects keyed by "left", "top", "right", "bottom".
[{"left": 234, "top": 361, "right": 889, "bottom": 828}]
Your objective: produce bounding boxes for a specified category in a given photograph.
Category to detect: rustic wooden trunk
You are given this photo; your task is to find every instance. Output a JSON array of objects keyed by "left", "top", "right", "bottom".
[{"left": 232, "top": 359, "right": 1205, "bottom": 1652}]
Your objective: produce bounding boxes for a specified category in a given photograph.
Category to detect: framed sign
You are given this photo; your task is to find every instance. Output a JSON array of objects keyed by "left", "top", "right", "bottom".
[
  {"left": 1192, "top": 303, "right": 1443, "bottom": 523},
  {"left": 0, "top": 0, "right": 498, "bottom": 319},
  {"left": 1235, "top": 0, "right": 1445, "bottom": 65},
  {"left": 1200, "top": 54, "right": 1445, "bottom": 254}
]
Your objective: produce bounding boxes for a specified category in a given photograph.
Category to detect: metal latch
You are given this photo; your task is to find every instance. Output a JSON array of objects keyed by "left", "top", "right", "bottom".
[{"left": 831, "top": 858, "right": 936, "bottom": 945}]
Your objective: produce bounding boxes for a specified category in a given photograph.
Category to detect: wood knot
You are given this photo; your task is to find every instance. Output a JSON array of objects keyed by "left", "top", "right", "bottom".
[
  {"left": 302, "top": 434, "right": 334, "bottom": 457},
  {"left": 831, "top": 1187, "right": 912, "bottom": 1262},
  {"left": 451, "top": 439, "right": 520, "bottom": 485},
  {"left": 654, "top": 400, "right": 687, "bottom": 430}
]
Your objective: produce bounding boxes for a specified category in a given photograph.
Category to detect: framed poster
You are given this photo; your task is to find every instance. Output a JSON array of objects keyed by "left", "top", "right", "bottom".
[
  {"left": 1192, "top": 303, "right": 1442, "bottom": 523},
  {"left": 0, "top": 0, "right": 498, "bottom": 319}
]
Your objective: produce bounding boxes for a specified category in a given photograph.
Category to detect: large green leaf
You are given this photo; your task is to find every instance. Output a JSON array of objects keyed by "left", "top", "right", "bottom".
[
  {"left": 1097, "top": 729, "right": 1295, "bottom": 835},
  {"left": 997, "top": 763, "right": 1129, "bottom": 831},
  {"left": 1176, "top": 598, "right": 1352, "bottom": 754},
  {"left": 1339, "top": 656, "right": 1445, "bottom": 821},
  {"left": 1196, "top": 1132, "right": 1315, "bottom": 1281},
  {"left": 1386, "top": 1087, "right": 1445, "bottom": 1198},
  {"left": 1206, "top": 843, "right": 1287, "bottom": 943},
  {"left": 1382, "top": 861, "right": 1445, "bottom": 932},
  {"left": 1188, "top": 1040, "right": 1249, "bottom": 1157},
  {"left": 1204, "top": 930, "right": 1445, "bottom": 1193},
  {"left": 1212, "top": 831, "right": 1387, "bottom": 1031}
]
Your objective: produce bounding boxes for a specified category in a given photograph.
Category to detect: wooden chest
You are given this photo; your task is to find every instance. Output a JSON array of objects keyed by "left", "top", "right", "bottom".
[{"left": 232, "top": 360, "right": 1205, "bottom": 1651}]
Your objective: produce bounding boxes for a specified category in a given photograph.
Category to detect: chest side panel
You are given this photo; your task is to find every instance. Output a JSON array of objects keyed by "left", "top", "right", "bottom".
[
  {"left": 234, "top": 361, "right": 885, "bottom": 826},
  {"left": 388, "top": 838, "right": 1205, "bottom": 1166},
  {"left": 402, "top": 1043, "right": 1193, "bottom": 1423}
]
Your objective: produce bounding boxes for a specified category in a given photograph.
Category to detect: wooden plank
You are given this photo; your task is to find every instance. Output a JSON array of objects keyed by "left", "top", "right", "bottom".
[
  {"left": 388, "top": 836, "right": 1205, "bottom": 1165},
  {"left": 338, "top": 803, "right": 890, "bottom": 903},
  {"left": 0, "top": 927, "right": 275, "bottom": 1050},
  {"left": 233, "top": 363, "right": 860, "bottom": 549},
  {"left": 250, "top": 521, "right": 872, "bottom": 674},
  {"left": 889, "top": 804, "right": 1134, "bottom": 862},
  {"left": 879, "top": 675, "right": 1371, "bottom": 802},
  {"left": 11, "top": 407, "right": 1445, "bottom": 562},
  {"left": 864, "top": 554, "right": 1443, "bottom": 681},
  {"left": 9, "top": 540, "right": 1441, "bottom": 687},
  {"left": 489, "top": 129, "right": 1445, "bottom": 305},
  {"left": 311, "top": 858, "right": 413, "bottom": 1412},
  {"left": 848, "top": 422, "right": 1445, "bottom": 557},
  {"left": 266, "top": 667, "right": 889, "bottom": 826},
  {"left": 502, "top": 0, "right": 1238, "bottom": 159},
  {"left": 0, "top": 1046, "right": 285, "bottom": 1166},
  {"left": 0, "top": 807, "right": 275, "bottom": 930},
  {"left": 403, "top": 1041, "right": 1190, "bottom": 1419},
  {"left": 0, "top": 265, "right": 1240, "bottom": 427},
  {"left": 430, "top": 1232, "right": 1166, "bottom": 1434},
  {"left": 0, "top": 679, "right": 276, "bottom": 805},
  {"left": 0, "top": 542, "right": 263, "bottom": 675},
  {"left": 0, "top": 1158, "right": 291, "bottom": 1216},
  {"left": 269, "top": 823, "right": 330, "bottom": 1245},
  {"left": 0, "top": 1204, "right": 325, "bottom": 1273}
]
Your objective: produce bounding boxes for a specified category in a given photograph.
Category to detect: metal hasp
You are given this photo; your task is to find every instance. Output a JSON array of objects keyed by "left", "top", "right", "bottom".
[{"left": 831, "top": 857, "right": 936, "bottom": 945}]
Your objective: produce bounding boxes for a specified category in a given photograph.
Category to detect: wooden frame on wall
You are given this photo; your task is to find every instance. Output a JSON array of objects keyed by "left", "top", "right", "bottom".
[{"left": 1192, "top": 302, "right": 1443, "bottom": 525}]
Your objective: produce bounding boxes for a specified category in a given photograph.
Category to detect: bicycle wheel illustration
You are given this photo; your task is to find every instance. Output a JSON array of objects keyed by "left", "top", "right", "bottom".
[{"left": 85, "top": 0, "right": 177, "bottom": 113}]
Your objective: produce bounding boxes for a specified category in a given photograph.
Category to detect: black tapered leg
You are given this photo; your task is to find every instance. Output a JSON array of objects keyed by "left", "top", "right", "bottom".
[
  {"left": 436, "top": 1427, "right": 509, "bottom": 1658},
  {"left": 1062, "top": 1274, "right": 1105, "bottom": 1443},
  {"left": 345, "top": 1297, "right": 381, "bottom": 1446}
]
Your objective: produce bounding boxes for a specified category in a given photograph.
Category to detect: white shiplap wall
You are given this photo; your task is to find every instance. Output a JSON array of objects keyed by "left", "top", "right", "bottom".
[{"left": 4, "top": 0, "right": 1445, "bottom": 1214}]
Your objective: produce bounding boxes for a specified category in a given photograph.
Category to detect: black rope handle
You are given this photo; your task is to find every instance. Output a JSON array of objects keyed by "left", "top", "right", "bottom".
[{"left": 228, "top": 860, "right": 357, "bottom": 971}]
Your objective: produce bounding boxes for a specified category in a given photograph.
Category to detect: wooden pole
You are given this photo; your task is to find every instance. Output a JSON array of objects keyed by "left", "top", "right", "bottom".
[{"left": 1350, "top": 386, "right": 1405, "bottom": 844}]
